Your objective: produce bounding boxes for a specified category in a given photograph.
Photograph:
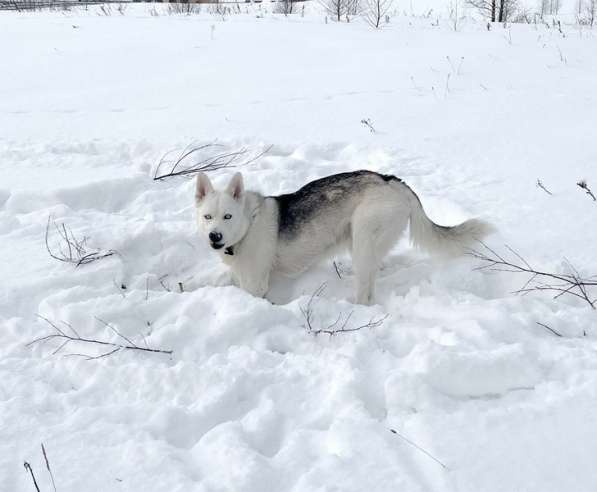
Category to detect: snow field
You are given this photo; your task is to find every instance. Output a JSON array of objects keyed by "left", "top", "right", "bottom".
[{"left": 2, "top": 4, "right": 597, "bottom": 492}]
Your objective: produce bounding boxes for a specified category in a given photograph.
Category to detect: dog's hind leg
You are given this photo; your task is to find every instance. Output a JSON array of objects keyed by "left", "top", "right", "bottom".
[
  {"left": 352, "top": 242, "right": 376, "bottom": 305},
  {"left": 351, "top": 200, "right": 409, "bottom": 305}
]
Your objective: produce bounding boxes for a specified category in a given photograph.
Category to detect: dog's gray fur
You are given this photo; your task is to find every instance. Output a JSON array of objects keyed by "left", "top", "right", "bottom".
[{"left": 195, "top": 170, "right": 492, "bottom": 304}]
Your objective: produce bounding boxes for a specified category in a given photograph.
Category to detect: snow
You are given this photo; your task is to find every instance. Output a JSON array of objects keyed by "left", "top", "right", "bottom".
[{"left": 2, "top": 3, "right": 597, "bottom": 491}]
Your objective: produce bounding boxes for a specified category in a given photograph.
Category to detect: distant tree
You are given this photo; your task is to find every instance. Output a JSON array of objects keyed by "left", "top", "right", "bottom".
[
  {"left": 275, "top": 0, "right": 295, "bottom": 15},
  {"left": 346, "top": 0, "right": 361, "bottom": 15},
  {"left": 539, "top": 0, "right": 549, "bottom": 17},
  {"left": 321, "top": 0, "right": 350, "bottom": 21},
  {"left": 467, "top": 0, "right": 517, "bottom": 22},
  {"left": 363, "top": 0, "right": 392, "bottom": 27},
  {"left": 587, "top": 0, "right": 596, "bottom": 25},
  {"left": 549, "top": 0, "right": 561, "bottom": 14},
  {"left": 498, "top": 0, "right": 517, "bottom": 20},
  {"left": 467, "top": 0, "right": 497, "bottom": 21}
]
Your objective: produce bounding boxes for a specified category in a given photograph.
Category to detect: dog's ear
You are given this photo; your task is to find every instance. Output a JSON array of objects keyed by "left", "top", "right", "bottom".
[
  {"left": 226, "top": 172, "right": 244, "bottom": 201},
  {"left": 196, "top": 172, "right": 214, "bottom": 202}
]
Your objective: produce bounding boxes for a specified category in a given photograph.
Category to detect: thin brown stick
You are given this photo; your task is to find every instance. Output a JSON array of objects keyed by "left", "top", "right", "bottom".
[
  {"left": 158, "top": 274, "right": 172, "bottom": 292},
  {"left": 23, "top": 462, "right": 41, "bottom": 492},
  {"left": 536, "top": 179, "right": 553, "bottom": 195},
  {"left": 28, "top": 315, "right": 173, "bottom": 359},
  {"left": 536, "top": 322, "right": 563, "bottom": 337},
  {"left": 300, "top": 284, "right": 388, "bottom": 336},
  {"left": 41, "top": 443, "right": 57, "bottom": 492},
  {"left": 389, "top": 428, "right": 449, "bottom": 470},
  {"left": 333, "top": 261, "right": 343, "bottom": 279},
  {"left": 45, "top": 216, "right": 116, "bottom": 267},
  {"left": 153, "top": 142, "right": 272, "bottom": 181},
  {"left": 577, "top": 180, "right": 596, "bottom": 201},
  {"left": 360, "top": 118, "right": 376, "bottom": 133},
  {"left": 469, "top": 242, "right": 597, "bottom": 310}
]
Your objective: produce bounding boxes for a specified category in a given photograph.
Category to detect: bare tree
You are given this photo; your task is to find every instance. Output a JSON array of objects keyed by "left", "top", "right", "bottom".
[
  {"left": 467, "top": 0, "right": 517, "bottom": 22},
  {"left": 546, "top": 0, "right": 561, "bottom": 14},
  {"left": 539, "top": 0, "right": 549, "bottom": 18},
  {"left": 274, "top": 0, "right": 295, "bottom": 15},
  {"left": 498, "top": 0, "right": 517, "bottom": 21},
  {"left": 346, "top": 0, "right": 361, "bottom": 16},
  {"left": 467, "top": 0, "right": 497, "bottom": 21},
  {"left": 586, "top": 0, "right": 596, "bottom": 25},
  {"left": 320, "top": 0, "right": 349, "bottom": 21},
  {"left": 167, "top": 2, "right": 201, "bottom": 15},
  {"left": 363, "top": 0, "right": 392, "bottom": 27}
]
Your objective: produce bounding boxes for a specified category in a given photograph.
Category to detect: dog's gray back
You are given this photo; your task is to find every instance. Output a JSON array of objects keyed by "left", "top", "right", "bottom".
[
  {"left": 273, "top": 170, "right": 401, "bottom": 238},
  {"left": 269, "top": 170, "right": 403, "bottom": 274}
]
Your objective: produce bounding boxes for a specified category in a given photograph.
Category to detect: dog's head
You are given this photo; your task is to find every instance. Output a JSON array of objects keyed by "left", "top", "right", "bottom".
[{"left": 195, "top": 172, "right": 250, "bottom": 252}]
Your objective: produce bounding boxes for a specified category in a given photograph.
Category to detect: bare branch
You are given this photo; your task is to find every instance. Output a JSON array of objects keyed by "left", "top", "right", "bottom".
[
  {"left": 333, "top": 261, "right": 343, "bottom": 279},
  {"left": 95, "top": 317, "right": 137, "bottom": 347},
  {"left": 153, "top": 142, "right": 272, "bottom": 181},
  {"left": 389, "top": 428, "right": 449, "bottom": 470},
  {"left": 469, "top": 244, "right": 597, "bottom": 311},
  {"left": 536, "top": 322, "right": 563, "bottom": 337},
  {"left": 300, "top": 284, "right": 388, "bottom": 336},
  {"left": 41, "top": 443, "right": 57, "bottom": 492},
  {"left": 28, "top": 316, "right": 173, "bottom": 359},
  {"left": 45, "top": 216, "right": 117, "bottom": 267},
  {"left": 158, "top": 274, "right": 172, "bottom": 292},
  {"left": 23, "top": 462, "right": 41, "bottom": 492},
  {"left": 536, "top": 179, "right": 553, "bottom": 195},
  {"left": 577, "top": 179, "right": 596, "bottom": 202},
  {"left": 360, "top": 118, "right": 377, "bottom": 133}
]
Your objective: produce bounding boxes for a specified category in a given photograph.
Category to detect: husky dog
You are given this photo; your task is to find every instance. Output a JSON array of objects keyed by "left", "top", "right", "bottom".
[{"left": 195, "top": 170, "right": 492, "bottom": 305}]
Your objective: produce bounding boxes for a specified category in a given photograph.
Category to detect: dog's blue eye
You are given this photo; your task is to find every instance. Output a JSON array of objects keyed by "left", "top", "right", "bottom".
[
  {"left": 224, "top": 214, "right": 232, "bottom": 220},
  {"left": 204, "top": 214, "right": 212, "bottom": 220}
]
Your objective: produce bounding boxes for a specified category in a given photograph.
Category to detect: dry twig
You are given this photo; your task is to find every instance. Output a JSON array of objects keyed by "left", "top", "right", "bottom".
[
  {"left": 469, "top": 242, "right": 597, "bottom": 310},
  {"left": 300, "top": 284, "right": 388, "bottom": 336},
  {"left": 536, "top": 322, "right": 563, "bottom": 338},
  {"left": 577, "top": 180, "right": 596, "bottom": 201},
  {"left": 27, "top": 315, "right": 173, "bottom": 360},
  {"left": 536, "top": 179, "right": 553, "bottom": 195},
  {"left": 389, "top": 428, "right": 449, "bottom": 470},
  {"left": 45, "top": 216, "right": 116, "bottom": 267},
  {"left": 23, "top": 462, "right": 41, "bottom": 492},
  {"left": 41, "top": 443, "right": 57, "bottom": 492},
  {"left": 153, "top": 142, "right": 272, "bottom": 181},
  {"left": 360, "top": 118, "right": 376, "bottom": 133},
  {"left": 332, "top": 261, "right": 343, "bottom": 279}
]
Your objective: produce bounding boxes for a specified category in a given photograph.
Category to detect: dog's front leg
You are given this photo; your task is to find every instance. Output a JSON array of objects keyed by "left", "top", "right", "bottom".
[
  {"left": 231, "top": 260, "right": 271, "bottom": 298},
  {"left": 239, "top": 274, "right": 270, "bottom": 298}
]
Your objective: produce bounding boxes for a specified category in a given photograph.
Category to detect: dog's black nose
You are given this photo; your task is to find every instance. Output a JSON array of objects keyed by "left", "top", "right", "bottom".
[{"left": 209, "top": 231, "right": 223, "bottom": 243}]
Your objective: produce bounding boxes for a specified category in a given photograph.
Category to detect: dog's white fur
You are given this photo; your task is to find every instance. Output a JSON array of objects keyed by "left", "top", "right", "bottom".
[{"left": 195, "top": 171, "right": 492, "bottom": 304}]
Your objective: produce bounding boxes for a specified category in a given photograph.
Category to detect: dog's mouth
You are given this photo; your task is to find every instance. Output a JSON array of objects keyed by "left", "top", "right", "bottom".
[{"left": 210, "top": 242, "right": 225, "bottom": 250}]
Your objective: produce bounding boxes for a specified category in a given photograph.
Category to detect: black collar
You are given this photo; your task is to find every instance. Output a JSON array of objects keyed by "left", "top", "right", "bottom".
[{"left": 224, "top": 246, "right": 234, "bottom": 256}]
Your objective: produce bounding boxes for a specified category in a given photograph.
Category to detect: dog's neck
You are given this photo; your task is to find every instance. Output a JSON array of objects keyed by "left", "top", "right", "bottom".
[{"left": 221, "top": 192, "right": 264, "bottom": 258}]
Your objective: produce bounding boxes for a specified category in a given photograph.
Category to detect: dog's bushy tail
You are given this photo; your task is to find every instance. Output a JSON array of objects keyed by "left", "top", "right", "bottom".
[{"left": 406, "top": 185, "right": 494, "bottom": 257}]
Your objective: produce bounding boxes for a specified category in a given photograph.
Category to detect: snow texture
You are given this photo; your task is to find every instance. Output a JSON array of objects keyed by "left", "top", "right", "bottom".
[{"left": 2, "top": 3, "right": 597, "bottom": 492}]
